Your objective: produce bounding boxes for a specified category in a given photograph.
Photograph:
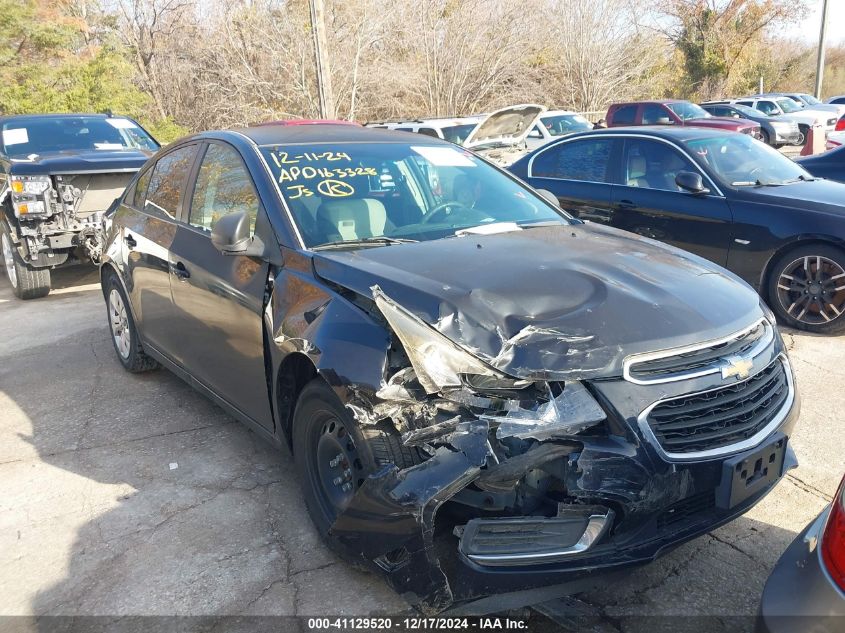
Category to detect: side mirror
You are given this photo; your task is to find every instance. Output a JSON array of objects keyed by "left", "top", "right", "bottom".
[
  {"left": 675, "top": 171, "right": 710, "bottom": 195},
  {"left": 655, "top": 117, "right": 674, "bottom": 125},
  {"left": 211, "top": 210, "right": 258, "bottom": 255},
  {"left": 535, "top": 188, "right": 560, "bottom": 207}
]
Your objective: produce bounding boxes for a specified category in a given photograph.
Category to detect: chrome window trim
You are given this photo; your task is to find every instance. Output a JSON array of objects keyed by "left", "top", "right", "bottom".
[
  {"left": 525, "top": 132, "right": 725, "bottom": 197},
  {"left": 622, "top": 317, "right": 773, "bottom": 385},
  {"left": 636, "top": 354, "right": 794, "bottom": 462},
  {"left": 463, "top": 512, "right": 611, "bottom": 567}
]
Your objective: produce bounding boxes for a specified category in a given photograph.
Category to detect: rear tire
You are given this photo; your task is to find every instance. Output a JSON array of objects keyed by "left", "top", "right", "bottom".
[
  {"left": 292, "top": 379, "right": 423, "bottom": 540},
  {"left": 760, "top": 129, "right": 771, "bottom": 146},
  {"left": 1, "top": 221, "right": 51, "bottom": 300},
  {"left": 104, "top": 272, "right": 159, "bottom": 372},
  {"left": 767, "top": 244, "right": 845, "bottom": 334}
]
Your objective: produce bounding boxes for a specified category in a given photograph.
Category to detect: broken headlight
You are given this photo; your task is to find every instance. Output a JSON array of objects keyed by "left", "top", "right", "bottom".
[
  {"left": 373, "top": 285, "right": 514, "bottom": 394},
  {"left": 10, "top": 175, "right": 51, "bottom": 218}
]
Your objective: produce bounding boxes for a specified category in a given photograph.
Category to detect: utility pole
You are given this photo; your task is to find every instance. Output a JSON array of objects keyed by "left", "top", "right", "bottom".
[
  {"left": 814, "top": 0, "right": 830, "bottom": 99},
  {"left": 309, "top": 0, "right": 335, "bottom": 119}
]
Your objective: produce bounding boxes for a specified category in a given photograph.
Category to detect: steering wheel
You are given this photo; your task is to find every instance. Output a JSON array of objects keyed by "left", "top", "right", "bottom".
[{"left": 420, "top": 201, "right": 474, "bottom": 225}]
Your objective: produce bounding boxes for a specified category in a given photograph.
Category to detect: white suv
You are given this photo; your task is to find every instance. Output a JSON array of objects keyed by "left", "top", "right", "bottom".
[
  {"left": 365, "top": 117, "right": 482, "bottom": 145},
  {"left": 734, "top": 96, "right": 837, "bottom": 135},
  {"left": 524, "top": 110, "right": 594, "bottom": 150}
]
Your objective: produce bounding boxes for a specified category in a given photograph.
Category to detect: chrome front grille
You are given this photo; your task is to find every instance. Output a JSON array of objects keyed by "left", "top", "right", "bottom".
[
  {"left": 624, "top": 318, "right": 773, "bottom": 385},
  {"left": 644, "top": 359, "right": 790, "bottom": 455}
]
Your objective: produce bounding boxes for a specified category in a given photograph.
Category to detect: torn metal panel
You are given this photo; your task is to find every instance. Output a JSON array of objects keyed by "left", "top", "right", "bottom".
[
  {"left": 329, "top": 421, "right": 491, "bottom": 614},
  {"left": 484, "top": 382, "right": 606, "bottom": 441},
  {"left": 311, "top": 224, "right": 765, "bottom": 381}
]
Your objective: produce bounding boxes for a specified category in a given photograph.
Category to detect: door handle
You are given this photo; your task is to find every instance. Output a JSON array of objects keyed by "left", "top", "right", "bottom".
[
  {"left": 617, "top": 199, "right": 637, "bottom": 210},
  {"left": 124, "top": 233, "right": 137, "bottom": 249},
  {"left": 171, "top": 261, "right": 190, "bottom": 280}
]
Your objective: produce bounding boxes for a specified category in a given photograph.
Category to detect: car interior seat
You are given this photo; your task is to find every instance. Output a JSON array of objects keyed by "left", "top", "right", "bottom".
[
  {"left": 626, "top": 155, "right": 648, "bottom": 187},
  {"left": 315, "top": 184, "right": 392, "bottom": 243}
]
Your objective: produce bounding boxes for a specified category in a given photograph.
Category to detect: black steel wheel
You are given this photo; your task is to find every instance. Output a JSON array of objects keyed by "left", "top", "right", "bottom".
[
  {"left": 292, "top": 379, "right": 423, "bottom": 538},
  {"left": 768, "top": 245, "right": 845, "bottom": 333}
]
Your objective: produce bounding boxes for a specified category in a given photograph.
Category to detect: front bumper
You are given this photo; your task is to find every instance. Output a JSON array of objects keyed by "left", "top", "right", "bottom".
[
  {"left": 773, "top": 129, "right": 804, "bottom": 145},
  {"left": 330, "top": 383, "right": 801, "bottom": 614},
  {"left": 757, "top": 507, "right": 845, "bottom": 633}
]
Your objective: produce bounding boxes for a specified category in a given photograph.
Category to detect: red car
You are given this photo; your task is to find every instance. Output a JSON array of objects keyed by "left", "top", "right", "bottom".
[{"left": 606, "top": 100, "right": 762, "bottom": 137}]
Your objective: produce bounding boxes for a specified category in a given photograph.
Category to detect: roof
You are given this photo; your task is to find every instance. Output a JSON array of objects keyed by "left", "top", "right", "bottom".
[
  {"left": 541, "top": 110, "right": 580, "bottom": 116},
  {"left": 0, "top": 113, "right": 118, "bottom": 124},
  {"left": 610, "top": 99, "right": 687, "bottom": 106},
  {"left": 567, "top": 126, "right": 738, "bottom": 142},
  {"left": 222, "top": 123, "right": 449, "bottom": 146}
]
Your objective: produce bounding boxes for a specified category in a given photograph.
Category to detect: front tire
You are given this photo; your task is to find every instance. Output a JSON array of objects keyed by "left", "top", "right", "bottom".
[
  {"left": 760, "top": 129, "right": 771, "bottom": 146},
  {"left": 1, "top": 221, "right": 51, "bottom": 300},
  {"left": 292, "top": 379, "right": 422, "bottom": 540},
  {"left": 767, "top": 244, "right": 845, "bottom": 334},
  {"left": 104, "top": 272, "right": 159, "bottom": 372}
]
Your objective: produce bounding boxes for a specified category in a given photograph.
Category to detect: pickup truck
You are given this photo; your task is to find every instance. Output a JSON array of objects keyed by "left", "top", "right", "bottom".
[{"left": 1, "top": 113, "right": 159, "bottom": 299}]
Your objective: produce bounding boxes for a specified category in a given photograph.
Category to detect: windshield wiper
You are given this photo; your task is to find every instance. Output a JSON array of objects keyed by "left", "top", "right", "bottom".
[
  {"left": 731, "top": 179, "right": 783, "bottom": 187},
  {"left": 312, "top": 236, "right": 418, "bottom": 250},
  {"left": 782, "top": 174, "right": 817, "bottom": 184}
]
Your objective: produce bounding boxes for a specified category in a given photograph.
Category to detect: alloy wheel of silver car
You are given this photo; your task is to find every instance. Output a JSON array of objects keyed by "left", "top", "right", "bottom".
[
  {"left": 1, "top": 231, "right": 18, "bottom": 289},
  {"left": 776, "top": 255, "right": 845, "bottom": 325},
  {"left": 109, "top": 288, "right": 132, "bottom": 359}
]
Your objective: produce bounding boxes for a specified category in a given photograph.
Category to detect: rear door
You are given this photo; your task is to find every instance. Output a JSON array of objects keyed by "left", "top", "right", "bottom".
[
  {"left": 610, "top": 137, "right": 733, "bottom": 265},
  {"left": 525, "top": 136, "right": 619, "bottom": 223},
  {"left": 121, "top": 143, "right": 199, "bottom": 357},
  {"left": 166, "top": 141, "right": 274, "bottom": 429}
]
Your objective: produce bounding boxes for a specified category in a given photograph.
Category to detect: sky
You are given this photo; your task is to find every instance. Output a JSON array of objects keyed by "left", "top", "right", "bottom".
[{"left": 791, "top": 0, "right": 845, "bottom": 45}]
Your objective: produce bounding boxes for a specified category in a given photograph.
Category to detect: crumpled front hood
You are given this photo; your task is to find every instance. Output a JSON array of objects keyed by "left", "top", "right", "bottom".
[
  {"left": 312, "top": 223, "right": 763, "bottom": 380},
  {"left": 8, "top": 149, "right": 154, "bottom": 176}
]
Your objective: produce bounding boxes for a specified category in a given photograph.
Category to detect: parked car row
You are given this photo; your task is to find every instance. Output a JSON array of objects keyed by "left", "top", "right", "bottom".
[{"left": 1, "top": 110, "right": 843, "bottom": 626}]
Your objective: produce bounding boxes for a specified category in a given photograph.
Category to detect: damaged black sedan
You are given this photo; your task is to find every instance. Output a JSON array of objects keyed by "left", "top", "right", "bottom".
[{"left": 100, "top": 124, "right": 800, "bottom": 613}]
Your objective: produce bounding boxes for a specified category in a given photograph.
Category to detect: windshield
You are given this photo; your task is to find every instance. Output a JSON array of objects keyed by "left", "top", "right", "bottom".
[
  {"left": 683, "top": 134, "right": 812, "bottom": 186},
  {"left": 1, "top": 117, "right": 159, "bottom": 157},
  {"left": 441, "top": 124, "right": 477, "bottom": 145},
  {"left": 539, "top": 114, "right": 592, "bottom": 137},
  {"left": 800, "top": 94, "right": 822, "bottom": 106},
  {"left": 732, "top": 104, "right": 762, "bottom": 118},
  {"left": 260, "top": 142, "right": 568, "bottom": 248},
  {"left": 666, "top": 102, "right": 710, "bottom": 121},
  {"left": 777, "top": 98, "right": 802, "bottom": 114}
]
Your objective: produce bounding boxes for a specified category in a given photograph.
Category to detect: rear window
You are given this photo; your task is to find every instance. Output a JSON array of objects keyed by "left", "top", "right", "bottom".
[
  {"left": 531, "top": 138, "right": 614, "bottom": 182},
  {"left": 144, "top": 145, "right": 197, "bottom": 219},
  {"left": 1, "top": 117, "right": 159, "bottom": 157},
  {"left": 611, "top": 105, "right": 637, "bottom": 125}
]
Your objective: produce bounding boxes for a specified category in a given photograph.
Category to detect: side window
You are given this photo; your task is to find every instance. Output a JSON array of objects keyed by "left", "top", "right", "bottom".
[
  {"left": 132, "top": 167, "right": 152, "bottom": 208},
  {"left": 416, "top": 127, "right": 439, "bottom": 138},
  {"left": 189, "top": 143, "right": 259, "bottom": 234},
  {"left": 144, "top": 145, "right": 197, "bottom": 218},
  {"left": 527, "top": 125, "right": 544, "bottom": 139},
  {"left": 736, "top": 100, "right": 754, "bottom": 107},
  {"left": 623, "top": 139, "right": 698, "bottom": 192},
  {"left": 612, "top": 105, "right": 637, "bottom": 125},
  {"left": 642, "top": 104, "right": 671, "bottom": 125},
  {"left": 531, "top": 139, "right": 614, "bottom": 182},
  {"left": 758, "top": 101, "right": 778, "bottom": 115}
]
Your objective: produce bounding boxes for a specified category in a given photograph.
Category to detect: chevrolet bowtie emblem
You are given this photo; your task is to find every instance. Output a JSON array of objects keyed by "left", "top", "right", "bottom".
[{"left": 721, "top": 355, "right": 754, "bottom": 380}]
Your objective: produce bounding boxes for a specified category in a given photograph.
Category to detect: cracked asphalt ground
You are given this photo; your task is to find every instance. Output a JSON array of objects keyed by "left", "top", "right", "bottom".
[{"left": 1, "top": 266, "right": 843, "bottom": 632}]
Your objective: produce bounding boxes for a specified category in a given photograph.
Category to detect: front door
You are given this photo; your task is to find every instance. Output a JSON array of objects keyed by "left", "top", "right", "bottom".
[
  {"left": 610, "top": 138, "right": 734, "bottom": 266},
  {"left": 167, "top": 141, "right": 274, "bottom": 429}
]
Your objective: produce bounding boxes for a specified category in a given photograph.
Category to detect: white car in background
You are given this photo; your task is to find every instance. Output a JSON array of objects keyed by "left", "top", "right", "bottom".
[
  {"left": 766, "top": 92, "right": 845, "bottom": 119},
  {"left": 524, "top": 110, "right": 594, "bottom": 150},
  {"left": 827, "top": 131, "right": 845, "bottom": 151},
  {"left": 734, "top": 96, "right": 837, "bottom": 136},
  {"left": 365, "top": 116, "right": 482, "bottom": 145}
]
